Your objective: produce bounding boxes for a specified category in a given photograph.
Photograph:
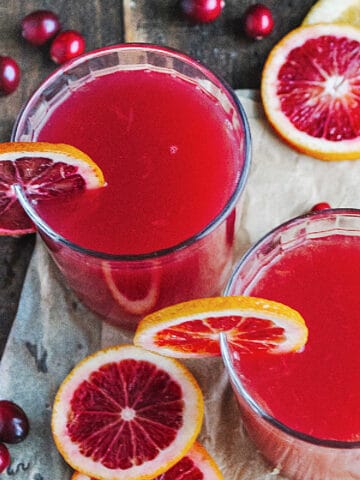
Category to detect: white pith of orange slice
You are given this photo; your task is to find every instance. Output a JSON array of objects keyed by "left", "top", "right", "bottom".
[
  {"left": 0, "top": 142, "right": 105, "bottom": 235},
  {"left": 71, "top": 473, "right": 90, "bottom": 480},
  {"left": 261, "top": 23, "right": 360, "bottom": 161},
  {"left": 52, "top": 345, "right": 204, "bottom": 480},
  {"left": 70, "top": 442, "right": 224, "bottom": 480},
  {"left": 134, "top": 296, "right": 308, "bottom": 358},
  {"left": 303, "top": 0, "right": 360, "bottom": 28}
]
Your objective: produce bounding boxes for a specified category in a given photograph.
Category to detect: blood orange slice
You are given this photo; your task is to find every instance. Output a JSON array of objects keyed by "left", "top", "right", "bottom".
[
  {"left": 261, "top": 24, "right": 360, "bottom": 160},
  {"left": 303, "top": 0, "right": 360, "bottom": 28},
  {"left": 0, "top": 142, "right": 105, "bottom": 235},
  {"left": 71, "top": 442, "right": 224, "bottom": 480},
  {"left": 134, "top": 296, "right": 308, "bottom": 358},
  {"left": 51, "top": 345, "right": 203, "bottom": 480},
  {"left": 71, "top": 473, "right": 89, "bottom": 480}
]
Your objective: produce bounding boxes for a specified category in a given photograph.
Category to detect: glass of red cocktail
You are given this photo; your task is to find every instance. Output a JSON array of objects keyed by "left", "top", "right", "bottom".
[
  {"left": 13, "top": 44, "right": 250, "bottom": 329},
  {"left": 221, "top": 209, "right": 360, "bottom": 480}
]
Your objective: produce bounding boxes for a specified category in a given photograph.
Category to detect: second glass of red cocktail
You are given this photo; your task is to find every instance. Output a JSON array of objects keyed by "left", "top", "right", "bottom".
[{"left": 222, "top": 209, "right": 360, "bottom": 480}]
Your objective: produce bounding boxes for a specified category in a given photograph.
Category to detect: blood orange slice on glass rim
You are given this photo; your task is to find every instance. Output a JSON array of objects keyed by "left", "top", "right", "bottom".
[
  {"left": 0, "top": 142, "right": 105, "bottom": 236},
  {"left": 261, "top": 24, "right": 360, "bottom": 160},
  {"left": 51, "top": 345, "right": 204, "bottom": 480},
  {"left": 71, "top": 442, "right": 224, "bottom": 480},
  {"left": 134, "top": 296, "right": 308, "bottom": 358}
]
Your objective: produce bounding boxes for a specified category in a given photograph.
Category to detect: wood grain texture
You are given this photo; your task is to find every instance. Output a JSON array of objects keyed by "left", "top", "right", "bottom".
[
  {"left": 124, "top": 0, "right": 317, "bottom": 89},
  {"left": 0, "top": 0, "right": 124, "bottom": 358}
]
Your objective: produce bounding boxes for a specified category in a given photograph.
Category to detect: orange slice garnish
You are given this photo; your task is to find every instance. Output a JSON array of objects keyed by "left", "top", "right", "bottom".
[
  {"left": 261, "top": 24, "right": 360, "bottom": 160},
  {"left": 52, "top": 345, "right": 204, "bottom": 480},
  {"left": 0, "top": 142, "right": 105, "bottom": 235},
  {"left": 71, "top": 441, "right": 224, "bottom": 480},
  {"left": 134, "top": 296, "right": 308, "bottom": 358}
]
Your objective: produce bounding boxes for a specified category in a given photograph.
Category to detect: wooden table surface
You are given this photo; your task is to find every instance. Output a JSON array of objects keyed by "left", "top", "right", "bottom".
[{"left": 0, "top": 0, "right": 316, "bottom": 359}]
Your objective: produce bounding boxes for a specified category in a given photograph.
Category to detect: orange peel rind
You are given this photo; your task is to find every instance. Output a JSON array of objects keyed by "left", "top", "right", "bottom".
[
  {"left": 261, "top": 24, "right": 360, "bottom": 161},
  {"left": 134, "top": 296, "right": 308, "bottom": 358}
]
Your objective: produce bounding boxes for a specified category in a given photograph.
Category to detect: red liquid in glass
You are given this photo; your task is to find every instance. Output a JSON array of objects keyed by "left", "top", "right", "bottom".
[
  {"left": 33, "top": 68, "right": 242, "bottom": 327},
  {"left": 235, "top": 235, "right": 360, "bottom": 442},
  {"left": 36, "top": 70, "right": 239, "bottom": 255}
]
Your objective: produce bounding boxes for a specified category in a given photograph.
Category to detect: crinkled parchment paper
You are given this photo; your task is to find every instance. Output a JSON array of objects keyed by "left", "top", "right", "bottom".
[{"left": 1, "top": 91, "right": 360, "bottom": 479}]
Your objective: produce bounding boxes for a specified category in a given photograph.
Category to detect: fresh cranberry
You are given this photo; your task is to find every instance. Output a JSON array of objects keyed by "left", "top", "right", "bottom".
[
  {"left": 0, "top": 56, "right": 20, "bottom": 95},
  {"left": 21, "top": 10, "right": 61, "bottom": 46},
  {"left": 50, "top": 30, "right": 85, "bottom": 65},
  {"left": 0, "top": 401, "right": 29, "bottom": 444},
  {"left": 0, "top": 444, "right": 10, "bottom": 473},
  {"left": 180, "top": 0, "right": 225, "bottom": 23},
  {"left": 310, "top": 202, "right": 331, "bottom": 212},
  {"left": 242, "top": 3, "right": 274, "bottom": 39}
]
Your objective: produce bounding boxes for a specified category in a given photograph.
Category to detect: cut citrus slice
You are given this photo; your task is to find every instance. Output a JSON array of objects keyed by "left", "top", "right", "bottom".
[
  {"left": 52, "top": 345, "right": 204, "bottom": 480},
  {"left": 134, "top": 296, "right": 308, "bottom": 358},
  {"left": 71, "top": 473, "right": 89, "bottom": 480},
  {"left": 261, "top": 24, "right": 360, "bottom": 160},
  {"left": 303, "top": 0, "right": 360, "bottom": 28},
  {"left": 71, "top": 442, "right": 224, "bottom": 480},
  {"left": 102, "top": 261, "right": 161, "bottom": 316},
  {"left": 0, "top": 142, "right": 105, "bottom": 236}
]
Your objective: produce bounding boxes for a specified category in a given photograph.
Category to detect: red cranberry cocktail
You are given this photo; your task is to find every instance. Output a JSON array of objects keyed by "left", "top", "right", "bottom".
[
  {"left": 222, "top": 209, "right": 360, "bottom": 480},
  {"left": 13, "top": 44, "right": 250, "bottom": 329}
]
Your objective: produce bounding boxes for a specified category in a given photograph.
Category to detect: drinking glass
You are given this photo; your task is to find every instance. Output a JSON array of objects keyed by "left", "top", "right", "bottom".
[
  {"left": 13, "top": 44, "right": 251, "bottom": 329},
  {"left": 221, "top": 209, "right": 360, "bottom": 480}
]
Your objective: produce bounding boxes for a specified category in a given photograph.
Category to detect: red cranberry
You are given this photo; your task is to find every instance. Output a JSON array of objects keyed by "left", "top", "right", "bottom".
[
  {"left": 0, "top": 444, "right": 10, "bottom": 473},
  {"left": 180, "top": 0, "right": 225, "bottom": 23},
  {"left": 242, "top": 3, "right": 274, "bottom": 39},
  {"left": 50, "top": 30, "right": 85, "bottom": 65},
  {"left": 21, "top": 10, "right": 61, "bottom": 46},
  {"left": 0, "top": 401, "right": 29, "bottom": 444},
  {"left": 310, "top": 202, "right": 331, "bottom": 212},
  {"left": 0, "top": 56, "right": 20, "bottom": 95}
]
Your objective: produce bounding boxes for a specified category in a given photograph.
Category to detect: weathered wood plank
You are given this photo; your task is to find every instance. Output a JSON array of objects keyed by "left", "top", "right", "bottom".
[{"left": 124, "top": 0, "right": 317, "bottom": 89}]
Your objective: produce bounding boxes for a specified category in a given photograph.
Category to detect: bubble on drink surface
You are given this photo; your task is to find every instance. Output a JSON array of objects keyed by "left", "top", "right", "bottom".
[{"left": 169, "top": 145, "right": 178, "bottom": 154}]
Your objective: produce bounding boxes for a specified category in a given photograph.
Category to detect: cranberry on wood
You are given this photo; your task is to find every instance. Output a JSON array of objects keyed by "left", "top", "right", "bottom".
[
  {"left": 0, "top": 56, "right": 20, "bottom": 95},
  {"left": 50, "top": 30, "right": 85, "bottom": 65},
  {"left": 21, "top": 10, "right": 61, "bottom": 46},
  {"left": 180, "top": 0, "right": 225, "bottom": 23},
  {"left": 242, "top": 3, "right": 274, "bottom": 39}
]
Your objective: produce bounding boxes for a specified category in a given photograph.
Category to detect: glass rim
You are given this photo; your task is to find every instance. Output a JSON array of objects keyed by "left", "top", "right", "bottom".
[
  {"left": 222, "top": 207, "right": 360, "bottom": 449},
  {"left": 11, "top": 43, "right": 251, "bottom": 262}
]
